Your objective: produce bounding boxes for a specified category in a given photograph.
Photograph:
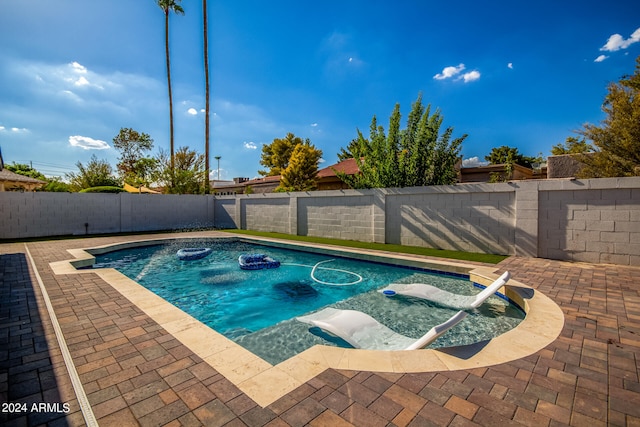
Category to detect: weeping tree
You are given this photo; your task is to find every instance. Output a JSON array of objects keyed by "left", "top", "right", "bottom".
[
  {"left": 337, "top": 93, "right": 466, "bottom": 189},
  {"left": 551, "top": 136, "right": 593, "bottom": 155},
  {"left": 577, "top": 55, "right": 640, "bottom": 177}
]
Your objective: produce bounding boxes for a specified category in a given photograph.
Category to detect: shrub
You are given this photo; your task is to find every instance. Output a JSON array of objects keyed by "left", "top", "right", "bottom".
[{"left": 79, "top": 186, "right": 125, "bottom": 193}]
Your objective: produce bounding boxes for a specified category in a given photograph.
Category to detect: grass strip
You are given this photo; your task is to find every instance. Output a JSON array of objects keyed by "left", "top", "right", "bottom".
[{"left": 223, "top": 229, "right": 507, "bottom": 264}]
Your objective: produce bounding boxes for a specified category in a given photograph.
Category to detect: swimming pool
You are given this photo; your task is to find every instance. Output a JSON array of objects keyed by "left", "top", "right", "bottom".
[{"left": 93, "top": 239, "right": 524, "bottom": 364}]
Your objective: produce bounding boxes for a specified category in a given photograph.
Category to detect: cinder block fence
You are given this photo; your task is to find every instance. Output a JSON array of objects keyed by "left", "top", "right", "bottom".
[{"left": 1, "top": 177, "right": 639, "bottom": 265}]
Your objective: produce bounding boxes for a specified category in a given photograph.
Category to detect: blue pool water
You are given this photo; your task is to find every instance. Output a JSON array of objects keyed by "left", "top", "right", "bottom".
[{"left": 93, "top": 239, "right": 524, "bottom": 364}]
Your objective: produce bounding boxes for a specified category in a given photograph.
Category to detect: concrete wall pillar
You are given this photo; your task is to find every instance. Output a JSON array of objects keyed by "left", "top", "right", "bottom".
[
  {"left": 208, "top": 196, "right": 215, "bottom": 228},
  {"left": 514, "top": 181, "right": 539, "bottom": 257},
  {"left": 289, "top": 196, "right": 298, "bottom": 235},
  {"left": 235, "top": 197, "right": 244, "bottom": 229},
  {"left": 372, "top": 189, "right": 386, "bottom": 244}
]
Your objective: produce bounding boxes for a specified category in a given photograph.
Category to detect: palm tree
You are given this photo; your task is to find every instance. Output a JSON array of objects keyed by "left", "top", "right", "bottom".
[
  {"left": 203, "top": 0, "right": 211, "bottom": 193},
  {"left": 156, "top": 0, "right": 184, "bottom": 183}
]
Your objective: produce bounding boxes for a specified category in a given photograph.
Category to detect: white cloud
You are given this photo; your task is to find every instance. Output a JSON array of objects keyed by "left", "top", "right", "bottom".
[
  {"left": 75, "top": 76, "right": 90, "bottom": 86},
  {"left": 68, "top": 135, "right": 110, "bottom": 150},
  {"left": 601, "top": 27, "right": 640, "bottom": 52},
  {"left": 434, "top": 64, "right": 479, "bottom": 83},
  {"left": 211, "top": 168, "right": 225, "bottom": 180},
  {"left": 462, "top": 157, "right": 488, "bottom": 167},
  {"left": 434, "top": 63, "right": 465, "bottom": 80},
  {"left": 187, "top": 108, "right": 198, "bottom": 115},
  {"left": 507, "top": 63, "right": 514, "bottom": 69},
  {"left": 243, "top": 141, "right": 257, "bottom": 150},
  {"left": 462, "top": 70, "right": 481, "bottom": 83},
  {"left": 1, "top": 126, "right": 29, "bottom": 133},
  {"left": 347, "top": 56, "right": 364, "bottom": 66},
  {"left": 594, "top": 54, "right": 608, "bottom": 63},
  {"left": 19, "top": 60, "right": 145, "bottom": 102},
  {"left": 70, "top": 61, "right": 87, "bottom": 73},
  {"left": 310, "top": 123, "right": 318, "bottom": 127},
  {"left": 64, "top": 61, "right": 103, "bottom": 89}
]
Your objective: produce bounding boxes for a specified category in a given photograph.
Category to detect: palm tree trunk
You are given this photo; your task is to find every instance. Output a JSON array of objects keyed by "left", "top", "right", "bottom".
[
  {"left": 164, "top": 8, "right": 175, "bottom": 182},
  {"left": 203, "top": 0, "right": 210, "bottom": 194}
]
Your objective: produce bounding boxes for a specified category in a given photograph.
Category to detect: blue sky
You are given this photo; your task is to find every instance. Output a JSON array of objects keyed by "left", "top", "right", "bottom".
[{"left": 1, "top": 1, "right": 639, "bottom": 180}]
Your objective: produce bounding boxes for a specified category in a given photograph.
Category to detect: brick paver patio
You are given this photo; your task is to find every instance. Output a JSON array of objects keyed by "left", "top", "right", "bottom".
[{"left": 1, "top": 234, "right": 639, "bottom": 426}]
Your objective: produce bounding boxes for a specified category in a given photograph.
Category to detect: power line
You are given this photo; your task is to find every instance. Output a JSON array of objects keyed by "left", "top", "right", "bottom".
[
  {"left": 33, "top": 162, "right": 76, "bottom": 170},
  {"left": 14, "top": 160, "right": 76, "bottom": 171},
  {"left": 36, "top": 169, "right": 69, "bottom": 176}
]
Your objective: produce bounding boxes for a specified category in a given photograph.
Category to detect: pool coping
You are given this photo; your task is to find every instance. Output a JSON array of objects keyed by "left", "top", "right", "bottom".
[{"left": 48, "top": 233, "right": 565, "bottom": 407}]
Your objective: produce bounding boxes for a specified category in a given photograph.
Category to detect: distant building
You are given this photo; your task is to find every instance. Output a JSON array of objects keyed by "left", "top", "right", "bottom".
[
  {"left": 214, "top": 157, "right": 554, "bottom": 195},
  {"left": 211, "top": 178, "right": 251, "bottom": 195},
  {"left": 316, "top": 158, "right": 360, "bottom": 190},
  {"left": 241, "top": 175, "right": 281, "bottom": 193},
  {"left": 0, "top": 150, "right": 46, "bottom": 191},
  {"left": 211, "top": 176, "right": 280, "bottom": 194},
  {"left": 546, "top": 153, "right": 593, "bottom": 179},
  {"left": 459, "top": 163, "right": 547, "bottom": 183}
]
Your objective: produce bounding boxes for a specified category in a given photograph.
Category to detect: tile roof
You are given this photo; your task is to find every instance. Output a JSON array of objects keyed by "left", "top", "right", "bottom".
[
  {"left": 0, "top": 168, "right": 47, "bottom": 184},
  {"left": 317, "top": 158, "right": 361, "bottom": 178}
]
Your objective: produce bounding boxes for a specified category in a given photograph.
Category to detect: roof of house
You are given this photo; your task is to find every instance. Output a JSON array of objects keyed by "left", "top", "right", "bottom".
[
  {"left": 317, "top": 158, "right": 361, "bottom": 178},
  {"left": 0, "top": 168, "right": 47, "bottom": 185},
  {"left": 0, "top": 148, "right": 46, "bottom": 188},
  {"left": 243, "top": 175, "right": 281, "bottom": 186}
]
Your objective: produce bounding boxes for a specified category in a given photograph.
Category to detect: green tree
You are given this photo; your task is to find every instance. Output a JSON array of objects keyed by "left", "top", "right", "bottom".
[
  {"left": 577, "top": 55, "right": 640, "bottom": 177},
  {"left": 155, "top": 146, "right": 206, "bottom": 194},
  {"left": 484, "top": 146, "right": 538, "bottom": 168},
  {"left": 337, "top": 94, "right": 466, "bottom": 189},
  {"left": 5, "top": 162, "right": 47, "bottom": 180},
  {"left": 156, "top": 0, "right": 184, "bottom": 180},
  {"left": 41, "top": 177, "right": 71, "bottom": 192},
  {"left": 277, "top": 142, "right": 323, "bottom": 192},
  {"left": 66, "top": 155, "right": 119, "bottom": 191},
  {"left": 6, "top": 162, "right": 71, "bottom": 192},
  {"left": 112, "top": 128, "right": 157, "bottom": 185},
  {"left": 259, "top": 133, "right": 307, "bottom": 176},
  {"left": 551, "top": 136, "right": 593, "bottom": 155},
  {"left": 336, "top": 138, "right": 360, "bottom": 162}
]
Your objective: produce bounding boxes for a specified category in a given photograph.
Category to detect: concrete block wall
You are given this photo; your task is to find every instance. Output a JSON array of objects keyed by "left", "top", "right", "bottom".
[
  {"left": 0, "top": 192, "right": 121, "bottom": 238},
  {"left": 2, "top": 177, "right": 638, "bottom": 265},
  {"left": 213, "top": 199, "right": 237, "bottom": 229},
  {"left": 385, "top": 185, "right": 516, "bottom": 254},
  {"left": 537, "top": 177, "right": 640, "bottom": 265},
  {"left": 125, "top": 194, "right": 214, "bottom": 232},
  {"left": 297, "top": 193, "right": 375, "bottom": 241},
  {"left": 242, "top": 198, "right": 291, "bottom": 234},
  {"left": 215, "top": 177, "right": 639, "bottom": 265},
  {"left": 0, "top": 192, "right": 214, "bottom": 239}
]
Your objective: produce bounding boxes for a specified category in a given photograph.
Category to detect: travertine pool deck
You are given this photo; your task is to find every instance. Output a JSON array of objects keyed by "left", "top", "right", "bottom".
[{"left": 1, "top": 231, "right": 639, "bottom": 426}]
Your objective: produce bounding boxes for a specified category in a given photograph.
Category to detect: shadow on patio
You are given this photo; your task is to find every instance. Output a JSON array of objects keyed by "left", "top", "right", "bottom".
[{"left": 0, "top": 253, "right": 69, "bottom": 426}]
